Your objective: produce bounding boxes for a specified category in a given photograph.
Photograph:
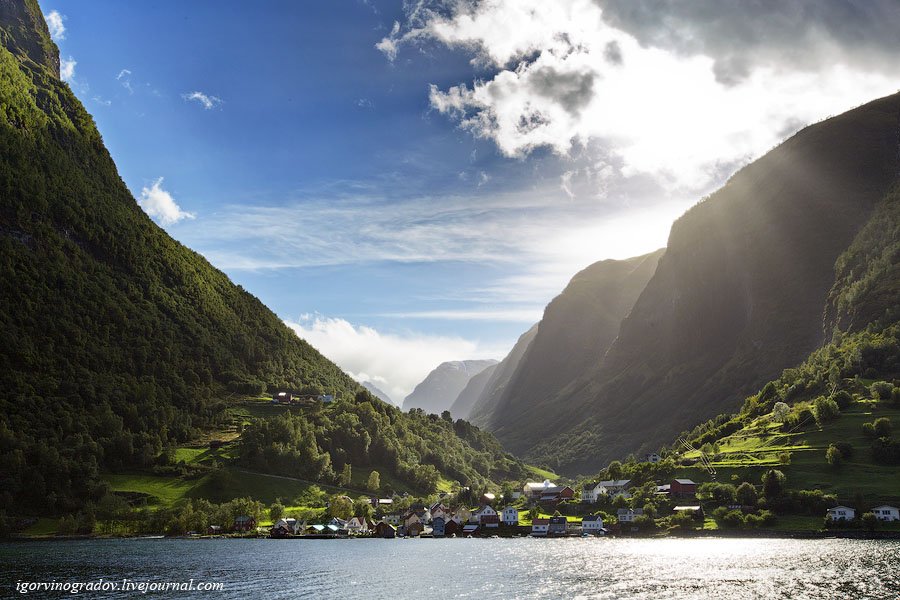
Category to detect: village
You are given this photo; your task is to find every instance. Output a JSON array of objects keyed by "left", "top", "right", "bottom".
[{"left": 245, "top": 472, "right": 900, "bottom": 540}]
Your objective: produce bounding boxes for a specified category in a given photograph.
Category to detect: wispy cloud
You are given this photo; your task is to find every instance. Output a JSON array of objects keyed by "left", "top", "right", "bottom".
[
  {"left": 381, "top": 308, "right": 543, "bottom": 323},
  {"left": 116, "top": 69, "right": 134, "bottom": 93},
  {"left": 285, "top": 314, "right": 504, "bottom": 402},
  {"left": 137, "top": 178, "right": 196, "bottom": 225},
  {"left": 182, "top": 91, "right": 223, "bottom": 110},
  {"left": 45, "top": 10, "right": 66, "bottom": 41}
]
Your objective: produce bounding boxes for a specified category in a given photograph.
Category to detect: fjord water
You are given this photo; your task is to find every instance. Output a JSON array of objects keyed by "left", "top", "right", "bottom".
[{"left": 3, "top": 538, "right": 899, "bottom": 599}]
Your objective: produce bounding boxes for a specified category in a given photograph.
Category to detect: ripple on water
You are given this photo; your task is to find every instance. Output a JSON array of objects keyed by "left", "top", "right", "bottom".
[{"left": 1, "top": 537, "right": 898, "bottom": 599}]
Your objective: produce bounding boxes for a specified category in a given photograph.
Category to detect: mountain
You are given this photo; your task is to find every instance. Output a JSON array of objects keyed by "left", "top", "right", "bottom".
[
  {"left": 509, "top": 93, "right": 900, "bottom": 474},
  {"left": 0, "top": 1, "right": 523, "bottom": 515},
  {"left": 476, "top": 250, "right": 663, "bottom": 433},
  {"left": 361, "top": 381, "right": 396, "bottom": 406},
  {"left": 448, "top": 363, "right": 498, "bottom": 419},
  {"left": 468, "top": 323, "right": 539, "bottom": 425},
  {"left": 403, "top": 360, "right": 498, "bottom": 415}
]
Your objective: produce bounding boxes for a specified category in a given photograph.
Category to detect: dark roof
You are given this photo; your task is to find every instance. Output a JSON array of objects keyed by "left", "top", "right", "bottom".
[
  {"left": 582, "top": 515, "right": 603, "bottom": 522},
  {"left": 549, "top": 516, "right": 567, "bottom": 524},
  {"left": 673, "top": 478, "right": 696, "bottom": 485}
]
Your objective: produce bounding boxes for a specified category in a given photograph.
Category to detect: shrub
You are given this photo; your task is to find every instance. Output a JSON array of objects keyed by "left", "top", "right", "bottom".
[
  {"left": 861, "top": 512, "right": 878, "bottom": 531},
  {"left": 813, "top": 397, "right": 840, "bottom": 425},
  {"left": 873, "top": 417, "right": 892, "bottom": 437},
  {"left": 862, "top": 422, "right": 876, "bottom": 438},
  {"left": 825, "top": 444, "right": 842, "bottom": 467},
  {"left": 830, "top": 390, "right": 853, "bottom": 409},
  {"left": 833, "top": 441, "right": 853, "bottom": 459},
  {"left": 870, "top": 381, "right": 894, "bottom": 400},
  {"left": 736, "top": 482, "right": 758, "bottom": 506}
]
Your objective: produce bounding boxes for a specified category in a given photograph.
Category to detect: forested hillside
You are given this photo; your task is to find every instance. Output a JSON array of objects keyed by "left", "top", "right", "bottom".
[{"left": 0, "top": 0, "right": 524, "bottom": 517}]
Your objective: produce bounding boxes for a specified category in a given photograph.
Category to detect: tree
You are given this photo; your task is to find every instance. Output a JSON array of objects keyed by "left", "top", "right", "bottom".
[
  {"left": 870, "top": 381, "right": 894, "bottom": 400},
  {"left": 327, "top": 496, "right": 353, "bottom": 520},
  {"left": 269, "top": 500, "right": 285, "bottom": 522},
  {"left": 825, "top": 444, "right": 843, "bottom": 467},
  {"left": 873, "top": 417, "right": 892, "bottom": 437},
  {"left": 340, "top": 463, "right": 352, "bottom": 487},
  {"left": 861, "top": 512, "right": 877, "bottom": 531},
  {"left": 353, "top": 497, "right": 373, "bottom": 519},
  {"left": 440, "top": 410, "right": 453, "bottom": 423},
  {"left": 607, "top": 460, "right": 623, "bottom": 480},
  {"left": 761, "top": 469, "right": 786, "bottom": 500},
  {"left": 366, "top": 470, "right": 381, "bottom": 492},
  {"left": 527, "top": 506, "right": 540, "bottom": 521},
  {"left": 813, "top": 396, "right": 840, "bottom": 425},
  {"left": 772, "top": 402, "right": 790, "bottom": 421},
  {"left": 736, "top": 482, "right": 758, "bottom": 506}
]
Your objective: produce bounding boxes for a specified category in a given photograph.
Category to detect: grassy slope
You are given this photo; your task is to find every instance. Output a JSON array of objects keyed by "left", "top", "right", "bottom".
[{"left": 681, "top": 401, "right": 900, "bottom": 502}]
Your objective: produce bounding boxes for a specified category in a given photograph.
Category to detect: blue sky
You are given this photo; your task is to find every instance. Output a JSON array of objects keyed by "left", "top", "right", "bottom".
[{"left": 45, "top": 0, "right": 900, "bottom": 402}]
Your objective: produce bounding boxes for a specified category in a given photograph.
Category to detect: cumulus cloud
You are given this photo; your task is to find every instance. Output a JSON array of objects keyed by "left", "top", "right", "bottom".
[
  {"left": 391, "top": 0, "right": 900, "bottom": 190},
  {"left": 285, "top": 315, "right": 501, "bottom": 402},
  {"left": 45, "top": 10, "right": 66, "bottom": 41},
  {"left": 182, "top": 91, "right": 223, "bottom": 110},
  {"left": 137, "top": 178, "right": 195, "bottom": 225},
  {"left": 59, "top": 56, "right": 76, "bottom": 82}
]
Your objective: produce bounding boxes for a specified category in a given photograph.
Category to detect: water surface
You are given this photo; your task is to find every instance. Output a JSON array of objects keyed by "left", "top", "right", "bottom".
[{"left": 3, "top": 537, "right": 898, "bottom": 598}]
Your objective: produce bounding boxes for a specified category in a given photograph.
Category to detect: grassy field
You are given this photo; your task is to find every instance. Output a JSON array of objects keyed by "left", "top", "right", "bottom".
[
  {"left": 526, "top": 465, "right": 559, "bottom": 480},
  {"left": 681, "top": 401, "right": 900, "bottom": 502}
]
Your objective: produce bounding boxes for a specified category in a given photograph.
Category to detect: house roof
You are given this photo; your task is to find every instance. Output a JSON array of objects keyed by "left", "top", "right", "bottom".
[
  {"left": 872, "top": 505, "right": 899, "bottom": 510},
  {"left": 502, "top": 506, "right": 518, "bottom": 512},
  {"left": 828, "top": 505, "right": 855, "bottom": 511},
  {"left": 549, "top": 516, "right": 567, "bottom": 524},
  {"left": 598, "top": 479, "right": 631, "bottom": 487},
  {"left": 524, "top": 479, "right": 556, "bottom": 490},
  {"left": 617, "top": 508, "right": 643, "bottom": 515},
  {"left": 532, "top": 518, "right": 549, "bottom": 525},
  {"left": 673, "top": 505, "right": 702, "bottom": 511},
  {"left": 673, "top": 478, "right": 696, "bottom": 485},
  {"left": 582, "top": 515, "right": 603, "bottom": 521},
  {"left": 462, "top": 524, "right": 479, "bottom": 532}
]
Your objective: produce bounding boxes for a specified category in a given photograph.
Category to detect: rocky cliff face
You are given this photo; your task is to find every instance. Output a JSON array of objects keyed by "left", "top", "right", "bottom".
[
  {"left": 467, "top": 324, "right": 539, "bottom": 426},
  {"left": 0, "top": 0, "right": 58, "bottom": 77},
  {"left": 502, "top": 93, "right": 900, "bottom": 474},
  {"left": 448, "top": 363, "right": 498, "bottom": 419}
]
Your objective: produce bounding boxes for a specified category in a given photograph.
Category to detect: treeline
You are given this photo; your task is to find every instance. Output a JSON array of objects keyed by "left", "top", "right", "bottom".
[
  {"left": 0, "top": 15, "right": 361, "bottom": 515},
  {"left": 239, "top": 393, "right": 527, "bottom": 492}
]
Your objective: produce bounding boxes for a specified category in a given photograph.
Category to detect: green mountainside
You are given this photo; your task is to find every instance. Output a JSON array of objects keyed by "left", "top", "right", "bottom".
[
  {"left": 467, "top": 323, "right": 539, "bottom": 425},
  {"left": 506, "top": 94, "right": 900, "bottom": 474},
  {"left": 0, "top": 0, "right": 522, "bottom": 518}
]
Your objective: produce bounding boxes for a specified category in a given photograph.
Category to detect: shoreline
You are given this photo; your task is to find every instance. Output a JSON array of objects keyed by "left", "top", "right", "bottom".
[{"left": 7, "top": 529, "right": 900, "bottom": 542}]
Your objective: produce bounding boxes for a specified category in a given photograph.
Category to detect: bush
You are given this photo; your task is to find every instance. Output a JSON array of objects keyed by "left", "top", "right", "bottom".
[
  {"left": 870, "top": 381, "right": 894, "bottom": 400},
  {"left": 825, "top": 444, "right": 843, "bottom": 467},
  {"left": 813, "top": 397, "right": 840, "bottom": 425},
  {"left": 831, "top": 390, "right": 853, "bottom": 409},
  {"left": 833, "top": 441, "right": 853, "bottom": 459},
  {"left": 873, "top": 417, "right": 892, "bottom": 437},
  {"left": 862, "top": 422, "right": 876, "bottom": 438},
  {"left": 861, "top": 512, "right": 878, "bottom": 531}
]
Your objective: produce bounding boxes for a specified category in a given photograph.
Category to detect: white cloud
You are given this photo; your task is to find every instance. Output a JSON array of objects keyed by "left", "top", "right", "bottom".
[
  {"left": 116, "top": 69, "right": 134, "bottom": 93},
  {"left": 381, "top": 308, "right": 543, "bottom": 323},
  {"left": 285, "top": 315, "right": 502, "bottom": 402},
  {"left": 182, "top": 91, "right": 223, "bottom": 110},
  {"left": 45, "top": 10, "right": 65, "bottom": 41},
  {"left": 60, "top": 56, "right": 76, "bottom": 82},
  {"left": 137, "top": 178, "right": 196, "bottom": 225},
  {"left": 392, "top": 0, "right": 900, "bottom": 190},
  {"left": 375, "top": 21, "right": 401, "bottom": 61}
]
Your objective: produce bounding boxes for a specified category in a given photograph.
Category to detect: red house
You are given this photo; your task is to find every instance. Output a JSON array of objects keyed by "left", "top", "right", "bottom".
[
  {"left": 232, "top": 516, "right": 257, "bottom": 532},
  {"left": 671, "top": 479, "right": 697, "bottom": 498}
]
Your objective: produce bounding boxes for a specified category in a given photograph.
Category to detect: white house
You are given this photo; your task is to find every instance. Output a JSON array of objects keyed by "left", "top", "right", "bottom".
[
  {"left": 599, "top": 480, "right": 632, "bottom": 498},
  {"left": 523, "top": 479, "right": 557, "bottom": 499},
  {"left": 346, "top": 516, "right": 369, "bottom": 533},
  {"left": 617, "top": 507, "right": 643, "bottom": 523},
  {"left": 582, "top": 482, "right": 603, "bottom": 504},
  {"left": 531, "top": 518, "right": 549, "bottom": 536},
  {"left": 582, "top": 514, "right": 605, "bottom": 534},
  {"left": 501, "top": 506, "right": 519, "bottom": 525},
  {"left": 872, "top": 505, "right": 899, "bottom": 521},
  {"left": 473, "top": 505, "right": 499, "bottom": 527},
  {"left": 826, "top": 505, "right": 856, "bottom": 521}
]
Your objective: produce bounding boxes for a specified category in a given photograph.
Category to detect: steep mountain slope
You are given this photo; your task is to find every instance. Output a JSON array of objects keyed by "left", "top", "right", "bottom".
[
  {"left": 448, "top": 363, "right": 498, "bottom": 419},
  {"left": 482, "top": 249, "right": 663, "bottom": 434},
  {"left": 403, "top": 360, "right": 498, "bottom": 415},
  {"left": 0, "top": 1, "right": 525, "bottom": 514},
  {"left": 517, "top": 93, "right": 900, "bottom": 474},
  {"left": 361, "top": 381, "right": 396, "bottom": 406},
  {"left": 468, "top": 323, "right": 539, "bottom": 426}
]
